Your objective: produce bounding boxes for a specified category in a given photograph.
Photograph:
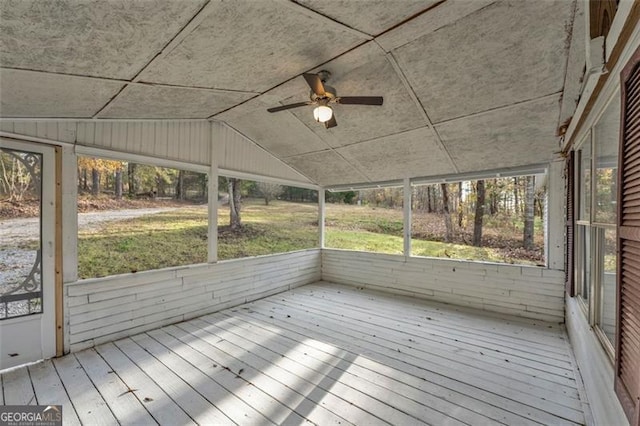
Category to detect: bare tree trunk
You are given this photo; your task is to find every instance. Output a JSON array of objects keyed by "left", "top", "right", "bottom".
[
  {"left": 473, "top": 180, "right": 485, "bottom": 246},
  {"left": 91, "top": 168, "right": 100, "bottom": 196},
  {"left": 441, "top": 183, "right": 453, "bottom": 242},
  {"left": 176, "top": 170, "right": 185, "bottom": 200},
  {"left": 457, "top": 182, "right": 464, "bottom": 228},
  {"left": 115, "top": 169, "right": 123, "bottom": 200},
  {"left": 228, "top": 178, "right": 242, "bottom": 230},
  {"left": 128, "top": 163, "right": 136, "bottom": 197},
  {"left": 513, "top": 177, "right": 520, "bottom": 215},
  {"left": 82, "top": 168, "right": 88, "bottom": 191},
  {"left": 523, "top": 175, "right": 535, "bottom": 250}
]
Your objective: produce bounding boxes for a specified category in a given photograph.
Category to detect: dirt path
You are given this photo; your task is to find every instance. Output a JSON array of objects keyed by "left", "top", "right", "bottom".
[{"left": 0, "top": 207, "right": 181, "bottom": 246}]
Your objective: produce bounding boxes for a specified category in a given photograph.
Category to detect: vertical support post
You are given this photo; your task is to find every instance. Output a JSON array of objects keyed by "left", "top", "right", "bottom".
[
  {"left": 208, "top": 123, "right": 219, "bottom": 263},
  {"left": 547, "top": 160, "right": 565, "bottom": 269},
  {"left": 403, "top": 178, "right": 412, "bottom": 257},
  {"left": 319, "top": 188, "right": 325, "bottom": 249},
  {"left": 61, "top": 146, "right": 77, "bottom": 282},
  {"left": 54, "top": 147, "right": 63, "bottom": 357},
  {"left": 61, "top": 145, "right": 77, "bottom": 354}
]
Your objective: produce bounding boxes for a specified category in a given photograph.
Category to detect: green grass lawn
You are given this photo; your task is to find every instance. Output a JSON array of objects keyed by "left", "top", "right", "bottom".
[{"left": 77, "top": 199, "right": 543, "bottom": 279}]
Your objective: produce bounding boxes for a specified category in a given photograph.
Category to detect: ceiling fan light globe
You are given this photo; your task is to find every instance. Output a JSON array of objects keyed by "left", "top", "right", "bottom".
[{"left": 313, "top": 105, "right": 333, "bottom": 123}]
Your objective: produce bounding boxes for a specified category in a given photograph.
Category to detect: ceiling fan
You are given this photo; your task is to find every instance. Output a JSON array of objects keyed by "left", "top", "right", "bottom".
[{"left": 266, "top": 70, "right": 384, "bottom": 129}]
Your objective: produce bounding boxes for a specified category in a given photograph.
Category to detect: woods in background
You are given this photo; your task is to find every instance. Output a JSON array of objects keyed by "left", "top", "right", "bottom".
[
  {"left": 76, "top": 157, "right": 208, "bottom": 202},
  {"left": 325, "top": 176, "right": 545, "bottom": 249}
]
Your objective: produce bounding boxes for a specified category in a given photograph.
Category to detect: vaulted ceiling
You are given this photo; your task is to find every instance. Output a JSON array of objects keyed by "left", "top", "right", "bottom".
[{"left": 0, "top": 0, "right": 583, "bottom": 187}]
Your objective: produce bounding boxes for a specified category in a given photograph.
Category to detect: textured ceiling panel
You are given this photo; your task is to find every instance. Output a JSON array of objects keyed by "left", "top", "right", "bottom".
[
  {"left": 0, "top": 69, "right": 124, "bottom": 118},
  {"left": 435, "top": 95, "right": 561, "bottom": 172},
  {"left": 224, "top": 100, "right": 330, "bottom": 158},
  {"left": 284, "top": 150, "right": 369, "bottom": 186},
  {"left": 337, "top": 127, "right": 454, "bottom": 181},
  {"left": 98, "top": 85, "right": 256, "bottom": 119},
  {"left": 393, "top": 0, "right": 573, "bottom": 124},
  {"left": 295, "top": 0, "right": 439, "bottom": 36},
  {"left": 138, "top": 1, "right": 368, "bottom": 91},
  {"left": 376, "top": 0, "right": 495, "bottom": 52},
  {"left": 0, "top": 0, "right": 206, "bottom": 80}
]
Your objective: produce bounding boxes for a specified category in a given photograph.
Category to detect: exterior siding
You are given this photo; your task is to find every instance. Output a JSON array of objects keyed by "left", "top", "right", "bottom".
[
  {"left": 65, "top": 250, "right": 321, "bottom": 352},
  {"left": 322, "top": 249, "right": 565, "bottom": 322}
]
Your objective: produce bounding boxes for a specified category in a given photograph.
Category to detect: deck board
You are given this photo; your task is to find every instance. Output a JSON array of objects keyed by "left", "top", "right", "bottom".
[{"left": 1, "top": 282, "right": 587, "bottom": 425}]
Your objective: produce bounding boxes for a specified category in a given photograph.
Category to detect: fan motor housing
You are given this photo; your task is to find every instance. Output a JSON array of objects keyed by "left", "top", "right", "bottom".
[{"left": 310, "top": 85, "right": 336, "bottom": 103}]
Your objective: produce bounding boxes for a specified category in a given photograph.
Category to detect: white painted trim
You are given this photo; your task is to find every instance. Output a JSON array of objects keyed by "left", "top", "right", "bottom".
[
  {"left": 564, "top": 7, "right": 640, "bottom": 149},
  {"left": 0, "top": 138, "right": 57, "bottom": 364},
  {"left": 218, "top": 168, "right": 320, "bottom": 190},
  {"left": 605, "top": 0, "right": 637, "bottom": 62},
  {"left": 411, "top": 164, "right": 549, "bottom": 185},
  {"left": 403, "top": 178, "right": 411, "bottom": 257},
  {"left": 74, "top": 145, "right": 210, "bottom": 173},
  {"left": 61, "top": 146, "right": 78, "bottom": 283},
  {"left": 318, "top": 189, "right": 325, "bottom": 249},
  {"left": 208, "top": 123, "right": 218, "bottom": 263},
  {"left": 547, "top": 160, "right": 565, "bottom": 270},
  {"left": 0, "top": 131, "right": 74, "bottom": 148},
  {"left": 328, "top": 164, "right": 550, "bottom": 192}
]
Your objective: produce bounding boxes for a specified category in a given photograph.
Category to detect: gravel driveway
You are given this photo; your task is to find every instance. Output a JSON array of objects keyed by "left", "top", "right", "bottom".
[
  {"left": 1, "top": 207, "right": 181, "bottom": 247},
  {"left": 1, "top": 207, "right": 182, "bottom": 316}
]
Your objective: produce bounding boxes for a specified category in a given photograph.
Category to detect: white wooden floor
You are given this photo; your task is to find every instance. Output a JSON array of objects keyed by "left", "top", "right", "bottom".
[{"left": 1, "top": 282, "right": 588, "bottom": 426}]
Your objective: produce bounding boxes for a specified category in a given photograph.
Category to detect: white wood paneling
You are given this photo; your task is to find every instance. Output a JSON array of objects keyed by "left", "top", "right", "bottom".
[
  {"left": 3, "top": 120, "right": 321, "bottom": 185},
  {"left": 214, "top": 121, "right": 314, "bottom": 185},
  {"left": 322, "top": 249, "right": 565, "bottom": 322},
  {"left": 76, "top": 120, "right": 211, "bottom": 164},
  {"left": 65, "top": 250, "right": 321, "bottom": 352}
]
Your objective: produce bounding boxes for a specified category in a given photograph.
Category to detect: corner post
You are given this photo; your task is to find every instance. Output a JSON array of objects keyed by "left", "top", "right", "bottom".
[
  {"left": 403, "top": 178, "right": 412, "bottom": 257},
  {"left": 208, "top": 123, "right": 219, "bottom": 263},
  {"left": 319, "top": 188, "right": 325, "bottom": 249}
]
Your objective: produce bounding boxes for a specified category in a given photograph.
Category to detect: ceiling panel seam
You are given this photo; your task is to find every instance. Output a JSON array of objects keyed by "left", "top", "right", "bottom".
[
  {"left": 129, "top": 0, "right": 214, "bottom": 84},
  {"left": 433, "top": 91, "right": 564, "bottom": 126},
  {"left": 284, "top": 0, "right": 373, "bottom": 39},
  {"left": 89, "top": 0, "right": 218, "bottom": 119},
  {"left": 385, "top": 51, "right": 459, "bottom": 173},
  {"left": 0, "top": 67, "right": 258, "bottom": 96}
]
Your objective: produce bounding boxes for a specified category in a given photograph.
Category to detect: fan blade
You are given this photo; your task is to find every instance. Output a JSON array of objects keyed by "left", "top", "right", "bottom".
[
  {"left": 303, "top": 73, "right": 326, "bottom": 96},
  {"left": 324, "top": 115, "right": 337, "bottom": 129},
  {"left": 267, "top": 102, "right": 310, "bottom": 113},
  {"left": 336, "top": 96, "right": 384, "bottom": 106}
]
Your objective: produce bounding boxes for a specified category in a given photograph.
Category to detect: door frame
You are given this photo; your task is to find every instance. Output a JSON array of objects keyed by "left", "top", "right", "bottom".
[{"left": 0, "top": 137, "right": 58, "bottom": 367}]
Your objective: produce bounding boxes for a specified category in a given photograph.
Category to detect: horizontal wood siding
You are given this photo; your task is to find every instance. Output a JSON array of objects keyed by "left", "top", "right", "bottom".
[
  {"left": 322, "top": 249, "right": 565, "bottom": 322},
  {"left": 65, "top": 250, "right": 321, "bottom": 353},
  {"left": 215, "top": 122, "right": 313, "bottom": 184}
]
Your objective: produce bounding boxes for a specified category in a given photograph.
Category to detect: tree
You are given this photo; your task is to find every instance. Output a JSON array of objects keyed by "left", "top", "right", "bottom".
[
  {"left": 523, "top": 175, "right": 535, "bottom": 249},
  {"left": 115, "top": 169, "right": 123, "bottom": 199},
  {"left": 175, "top": 170, "right": 185, "bottom": 200},
  {"left": 91, "top": 168, "right": 100, "bottom": 196},
  {"left": 256, "top": 182, "right": 283, "bottom": 205},
  {"left": 128, "top": 163, "right": 137, "bottom": 197},
  {"left": 228, "top": 178, "right": 242, "bottom": 230},
  {"left": 441, "top": 183, "right": 453, "bottom": 242},
  {"left": 473, "top": 180, "right": 485, "bottom": 246}
]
